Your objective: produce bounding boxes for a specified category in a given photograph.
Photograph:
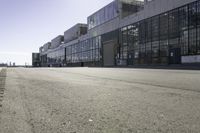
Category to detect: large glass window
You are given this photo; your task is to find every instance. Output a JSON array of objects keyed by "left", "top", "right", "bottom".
[
  {"left": 189, "top": 28, "right": 197, "bottom": 54},
  {"left": 144, "top": 18, "right": 153, "bottom": 62},
  {"left": 139, "top": 21, "right": 146, "bottom": 62},
  {"left": 168, "top": 9, "right": 179, "bottom": 48},
  {"left": 152, "top": 16, "right": 159, "bottom": 42},
  {"left": 180, "top": 30, "right": 189, "bottom": 55},
  {"left": 152, "top": 41, "right": 159, "bottom": 58},
  {"left": 134, "top": 44, "right": 139, "bottom": 60},
  {"left": 189, "top": 2, "right": 197, "bottom": 29},
  {"left": 179, "top": 5, "right": 189, "bottom": 56},
  {"left": 127, "top": 27, "right": 134, "bottom": 51},
  {"left": 151, "top": 15, "right": 160, "bottom": 59},
  {"left": 65, "top": 36, "right": 101, "bottom": 64},
  {"left": 146, "top": 42, "right": 152, "bottom": 63},
  {"left": 179, "top": 6, "right": 188, "bottom": 31},
  {"left": 120, "top": 27, "right": 128, "bottom": 60},
  {"left": 139, "top": 21, "right": 145, "bottom": 44},
  {"left": 132, "top": 23, "right": 139, "bottom": 63},
  {"left": 140, "top": 44, "right": 146, "bottom": 59},
  {"left": 122, "top": 28, "right": 128, "bottom": 46},
  {"left": 197, "top": 27, "right": 200, "bottom": 54},
  {"left": 160, "top": 40, "right": 168, "bottom": 57},
  {"left": 145, "top": 18, "right": 152, "bottom": 43},
  {"left": 133, "top": 23, "right": 139, "bottom": 48},
  {"left": 188, "top": 2, "right": 197, "bottom": 55},
  {"left": 88, "top": 1, "right": 118, "bottom": 29},
  {"left": 160, "top": 13, "right": 168, "bottom": 40},
  {"left": 197, "top": 1, "right": 200, "bottom": 26},
  {"left": 160, "top": 13, "right": 168, "bottom": 57}
]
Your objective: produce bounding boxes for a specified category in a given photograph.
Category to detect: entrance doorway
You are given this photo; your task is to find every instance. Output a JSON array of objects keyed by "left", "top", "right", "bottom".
[
  {"left": 103, "top": 40, "right": 116, "bottom": 67},
  {"left": 169, "top": 48, "right": 181, "bottom": 64}
]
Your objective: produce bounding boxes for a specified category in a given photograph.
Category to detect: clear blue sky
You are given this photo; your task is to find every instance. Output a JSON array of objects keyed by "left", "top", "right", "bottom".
[{"left": 0, "top": 0, "right": 114, "bottom": 65}]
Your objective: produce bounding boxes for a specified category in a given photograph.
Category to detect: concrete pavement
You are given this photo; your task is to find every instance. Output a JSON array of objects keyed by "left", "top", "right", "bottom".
[{"left": 0, "top": 68, "right": 200, "bottom": 133}]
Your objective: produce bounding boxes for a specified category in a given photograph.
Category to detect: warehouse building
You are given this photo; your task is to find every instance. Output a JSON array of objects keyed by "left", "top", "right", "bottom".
[
  {"left": 32, "top": 53, "right": 40, "bottom": 67},
  {"left": 36, "top": 0, "right": 200, "bottom": 67}
]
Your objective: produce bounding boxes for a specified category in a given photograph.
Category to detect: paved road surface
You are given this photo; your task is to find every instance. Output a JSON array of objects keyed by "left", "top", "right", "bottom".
[{"left": 0, "top": 68, "right": 200, "bottom": 133}]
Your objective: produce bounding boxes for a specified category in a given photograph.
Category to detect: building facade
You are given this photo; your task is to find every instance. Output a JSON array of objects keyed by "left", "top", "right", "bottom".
[
  {"left": 36, "top": 0, "right": 200, "bottom": 67},
  {"left": 32, "top": 53, "right": 40, "bottom": 67}
]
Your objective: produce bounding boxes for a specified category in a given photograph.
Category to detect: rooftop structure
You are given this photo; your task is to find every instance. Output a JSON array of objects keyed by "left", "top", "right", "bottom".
[
  {"left": 87, "top": 0, "right": 144, "bottom": 29},
  {"left": 51, "top": 35, "right": 64, "bottom": 49},
  {"left": 64, "top": 23, "right": 88, "bottom": 43}
]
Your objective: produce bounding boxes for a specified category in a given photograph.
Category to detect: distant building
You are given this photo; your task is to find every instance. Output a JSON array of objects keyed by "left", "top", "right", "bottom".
[
  {"left": 0, "top": 63, "right": 7, "bottom": 67},
  {"left": 32, "top": 53, "right": 40, "bottom": 67},
  {"left": 36, "top": 0, "right": 200, "bottom": 67}
]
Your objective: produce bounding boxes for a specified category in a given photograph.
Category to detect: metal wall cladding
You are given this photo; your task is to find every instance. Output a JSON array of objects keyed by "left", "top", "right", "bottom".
[
  {"left": 43, "top": 42, "right": 51, "bottom": 52},
  {"left": 64, "top": 24, "right": 88, "bottom": 43},
  {"left": 51, "top": 35, "right": 64, "bottom": 49}
]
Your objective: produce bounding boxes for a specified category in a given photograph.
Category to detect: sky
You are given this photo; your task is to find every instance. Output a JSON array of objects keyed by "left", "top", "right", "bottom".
[{"left": 0, "top": 0, "right": 115, "bottom": 65}]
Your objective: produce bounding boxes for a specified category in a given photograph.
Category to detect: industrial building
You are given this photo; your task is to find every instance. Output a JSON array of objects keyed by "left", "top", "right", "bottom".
[
  {"left": 32, "top": 53, "right": 40, "bottom": 67},
  {"left": 35, "top": 0, "right": 200, "bottom": 67}
]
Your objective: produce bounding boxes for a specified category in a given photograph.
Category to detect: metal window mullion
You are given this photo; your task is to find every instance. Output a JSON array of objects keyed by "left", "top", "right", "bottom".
[
  {"left": 188, "top": 4, "right": 190, "bottom": 55},
  {"left": 196, "top": 1, "right": 198, "bottom": 54}
]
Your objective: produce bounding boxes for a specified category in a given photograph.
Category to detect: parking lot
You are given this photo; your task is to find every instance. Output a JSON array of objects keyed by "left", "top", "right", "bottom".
[{"left": 0, "top": 67, "right": 200, "bottom": 133}]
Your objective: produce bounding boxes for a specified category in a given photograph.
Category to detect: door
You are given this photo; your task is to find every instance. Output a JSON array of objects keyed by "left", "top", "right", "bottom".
[
  {"left": 169, "top": 48, "right": 181, "bottom": 64},
  {"left": 103, "top": 41, "right": 116, "bottom": 67},
  {"left": 127, "top": 51, "right": 134, "bottom": 66}
]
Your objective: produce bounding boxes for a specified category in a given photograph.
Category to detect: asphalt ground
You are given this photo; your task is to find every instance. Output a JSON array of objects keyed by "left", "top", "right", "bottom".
[{"left": 0, "top": 67, "right": 200, "bottom": 133}]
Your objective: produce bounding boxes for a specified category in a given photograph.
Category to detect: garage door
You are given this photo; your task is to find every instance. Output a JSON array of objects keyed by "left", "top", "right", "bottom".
[{"left": 103, "top": 41, "right": 115, "bottom": 66}]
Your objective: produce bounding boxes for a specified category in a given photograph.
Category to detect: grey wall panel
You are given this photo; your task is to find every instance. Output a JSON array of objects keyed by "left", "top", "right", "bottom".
[
  {"left": 120, "top": 0, "right": 197, "bottom": 28},
  {"left": 103, "top": 42, "right": 115, "bottom": 66},
  {"left": 64, "top": 23, "right": 88, "bottom": 43}
]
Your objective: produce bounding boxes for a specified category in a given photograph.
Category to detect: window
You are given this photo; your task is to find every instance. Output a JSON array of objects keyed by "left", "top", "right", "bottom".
[
  {"left": 139, "top": 21, "right": 145, "bottom": 44},
  {"left": 179, "top": 6, "right": 188, "bottom": 31},
  {"left": 152, "top": 41, "right": 159, "bottom": 57},
  {"left": 133, "top": 23, "right": 140, "bottom": 61},
  {"left": 145, "top": 44, "right": 151, "bottom": 55},
  {"left": 133, "top": 23, "right": 139, "bottom": 48},
  {"left": 188, "top": 2, "right": 197, "bottom": 55},
  {"left": 168, "top": 9, "right": 179, "bottom": 48},
  {"left": 189, "top": 2, "right": 197, "bottom": 29},
  {"left": 189, "top": 28, "right": 197, "bottom": 54},
  {"left": 197, "top": 27, "right": 200, "bottom": 54},
  {"left": 197, "top": 1, "right": 200, "bottom": 26},
  {"left": 145, "top": 18, "right": 152, "bottom": 43},
  {"left": 151, "top": 15, "right": 160, "bottom": 59},
  {"left": 160, "top": 40, "right": 168, "bottom": 57},
  {"left": 152, "top": 16, "right": 159, "bottom": 42},
  {"left": 122, "top": 29, "right": 128, "bottom": 46},
  {"left": 120, "top": 27, "right": 128, "bottom": 60},
  {"left": 123, "top": 46, "right": 128, "bottom": 59},
  {"left": 160, "top": 13, "right": 168, "bottom": 40},
  {"left": 88, "top": 1, "right": 118, "bottom": 29},
  {"left": 139, "top": 21, "right": 146, "bottom": 60},
  {"left": 146, "top": 42, "right": 152, "bottom": 63},
  {"left": 134, "top": 48, "right": 139, "bottom": 59},
  {"left": 180, "top": 30, "right": 189, "bottom": 55},
  {"left": 127, "top": 27, "right": 134, "bottom": 51},
  {"left": 140, "top": 44, "right": 146, "bottom": 58}
]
